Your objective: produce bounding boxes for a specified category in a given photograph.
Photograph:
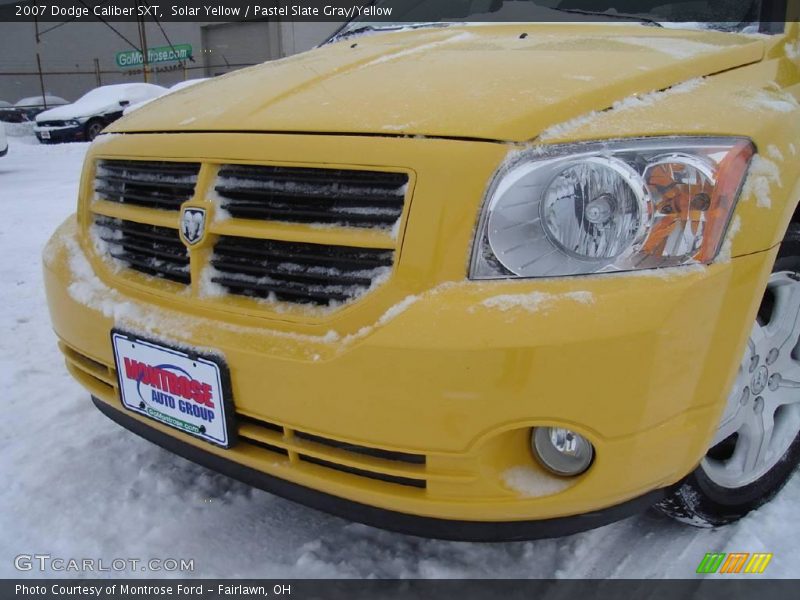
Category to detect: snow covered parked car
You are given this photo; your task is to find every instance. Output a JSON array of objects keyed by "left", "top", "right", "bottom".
[
  {"left": 1, "top": 95, "right": 68, "bottom": 123},
  {"left": 34, "top": 84, "right": 165, "bottom": 143},
  {"left": 123, "top": 79, "right": 210, "bottom": 115},
  {"left": 43, "top": 1, "right": 800, "bottom": 541},
  {"left": 0, "top": 122, "right": 7, "bottom": 158}
]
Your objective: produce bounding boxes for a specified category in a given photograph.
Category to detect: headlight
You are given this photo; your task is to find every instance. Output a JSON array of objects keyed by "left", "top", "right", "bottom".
[
  {"left": 470, "top": 138, "right": 754, "bottom": 279},
  {"left": 65, "top": 120, "right": 80, "bottom": 126}
]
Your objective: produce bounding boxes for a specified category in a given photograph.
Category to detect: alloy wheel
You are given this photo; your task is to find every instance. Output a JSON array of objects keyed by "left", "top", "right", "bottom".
[{"left": 702, "top": 271, "right": 800, "bottom": 488}]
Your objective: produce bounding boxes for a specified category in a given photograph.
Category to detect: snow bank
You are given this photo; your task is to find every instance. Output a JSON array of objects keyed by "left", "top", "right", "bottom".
[{"left": 2, "top": 121, "right": 35, "bottom": 137}]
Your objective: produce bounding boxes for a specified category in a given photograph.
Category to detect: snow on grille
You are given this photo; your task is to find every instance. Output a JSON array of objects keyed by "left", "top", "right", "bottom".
[
  {"left": 94, "top": 159, "right": 200, "bottom": 210},
  {"left": 94, "top": 216, "right": 189, "bottom": 284},
  {"left": 213, "top": 164, "right": 408, "bottom": 230},
  {"left": 209, "top": 235, "right": 394, "bottom": 305}
]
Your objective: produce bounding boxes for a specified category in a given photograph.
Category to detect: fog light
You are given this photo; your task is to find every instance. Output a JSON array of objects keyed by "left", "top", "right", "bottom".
[{"left": 532, "top": 427, "right": 594, "bottom": 476}]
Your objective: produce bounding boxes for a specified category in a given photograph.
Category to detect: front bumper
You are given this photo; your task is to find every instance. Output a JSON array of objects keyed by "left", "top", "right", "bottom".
[
  {"left": 43, "top": 214, "right": 777, "bottom": 532},
  {"left": 93, "top": 395, "right": 675, "bottom": 541},
  {"left": 35, "top": 124, "right": 84, "bottom": 144}
]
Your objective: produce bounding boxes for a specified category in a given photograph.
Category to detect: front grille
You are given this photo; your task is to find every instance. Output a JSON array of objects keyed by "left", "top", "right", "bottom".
[
  {"left": 94, "top": 216, "right": 189, "bottom": 284},
  {"left": 237, "top": 413, "right": 427, "bottom": 489},
  {"left": 210, "top": 235, "right": 394, "bottom": 304},
  {"left": 90, "top": 158, "right": 408, "bottom": 310},
  {"left": 38, "top": 120, "right": 68, "bottom": 127},
  {"left": 214, "top": 165, "right": 408, "bottom": 229},
  {"left": 95, "top": 160, "right": 200, "bottom": 210}
]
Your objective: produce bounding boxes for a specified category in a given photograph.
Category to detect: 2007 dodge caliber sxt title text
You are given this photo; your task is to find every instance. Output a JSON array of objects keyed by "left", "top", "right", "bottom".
[{"left": 42, "top": 1, "right": 800, "bottom": 540}]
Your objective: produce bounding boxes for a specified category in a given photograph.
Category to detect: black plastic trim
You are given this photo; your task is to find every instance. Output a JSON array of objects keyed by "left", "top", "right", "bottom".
[{"left": 92, "top": 396, "right": 677, "bottom": 542}]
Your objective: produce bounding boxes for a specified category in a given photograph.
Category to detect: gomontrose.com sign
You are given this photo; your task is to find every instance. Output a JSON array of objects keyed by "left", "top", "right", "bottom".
[{"left": 116, "top": 44, "right": 192, "bottom": 68}]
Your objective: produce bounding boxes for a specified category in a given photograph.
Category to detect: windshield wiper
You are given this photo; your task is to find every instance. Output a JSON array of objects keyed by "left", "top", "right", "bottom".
[
  {"left": 327, "top": 22, "right": 450, "bottom": 44},
  {"left": 329, "top": 24, "right": 383, "bottom": 43},
  {"left": 550, "top": 7, "right": 663, "bottom": 27}
]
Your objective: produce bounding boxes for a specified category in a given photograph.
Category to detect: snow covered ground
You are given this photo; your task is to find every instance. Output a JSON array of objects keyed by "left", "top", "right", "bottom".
[{"left": 0, "top": 135, "right": 798, "bottom": 579}]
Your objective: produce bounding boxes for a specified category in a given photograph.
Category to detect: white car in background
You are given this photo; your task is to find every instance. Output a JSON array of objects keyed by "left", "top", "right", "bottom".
[
  {"left": 0, "top": 121, "right": 7, "bottom": 158},
  {"left": 122, "top": 79, "right": 210, "bottom": 115},
  {"left": 34, "top": 83, "right": 166, "bottom": 143}
]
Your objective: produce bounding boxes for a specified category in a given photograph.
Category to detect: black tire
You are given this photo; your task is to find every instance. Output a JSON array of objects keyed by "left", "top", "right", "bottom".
[
  {"left": 84, "top": 119, "right": 104, "bottom": 141},
  {"left": 656, "top": 224, "right": 800, "bottom": 527}
]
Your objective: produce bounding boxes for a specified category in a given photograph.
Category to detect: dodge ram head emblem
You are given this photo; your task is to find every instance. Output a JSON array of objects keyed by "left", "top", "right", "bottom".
[{"left": 181, "top": 207, "right": 206, "bottom": 246}]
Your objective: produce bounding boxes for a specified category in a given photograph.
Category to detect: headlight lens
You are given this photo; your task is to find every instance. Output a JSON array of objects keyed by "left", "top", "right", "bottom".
[{"left": 470, "top": 138, "right": 754, "bottom": 279}]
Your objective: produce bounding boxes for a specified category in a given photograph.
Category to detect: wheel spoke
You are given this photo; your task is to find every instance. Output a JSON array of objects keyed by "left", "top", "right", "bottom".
[
  {"left": 777, "top": 378, "right": 800, "bottom": 390},
  {"left": 765, "top": 278, "right": 800, "bottom": 350},
  {"left": 712, "top": 407, "right": 745, "bottom": 446},
  {"left": 739, "top": 402, "right": 776, "bottom": 475},
  {"left": 749, "top": 323, "right": 768, "bottom": 351},
  {"left": 771, "top": 357, "right": 800, "bottom": 401}
]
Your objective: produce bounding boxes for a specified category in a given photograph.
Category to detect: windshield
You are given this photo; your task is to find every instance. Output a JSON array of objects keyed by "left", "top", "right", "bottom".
[
  {"left": 334, "top": 0, "right": 764, "bottom": 38},
  {"left": 75, "top": 88, "right": 117, "bottom": 103}
]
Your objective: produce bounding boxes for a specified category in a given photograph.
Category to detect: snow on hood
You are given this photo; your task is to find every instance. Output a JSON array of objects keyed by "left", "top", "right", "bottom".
[
  {"left": 37, "top": 84, "right": 165, "bottom": 122},
  {"left": 112, "top": 24, "right": 764, "bottom": 141}
]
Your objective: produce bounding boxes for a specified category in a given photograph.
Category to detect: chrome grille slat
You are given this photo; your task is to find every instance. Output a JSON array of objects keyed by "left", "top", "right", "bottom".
[
  {"left": 95, "top": 159, "right": 200, "bottom": 210},
  {"left": 211, "top": 276, "right": 354, "bottom": 303},
  {"left": 217, "top": 203, "right": 402, "bottom": 226},
  {"left": 211, "top": 235, "right": 393, "bottom": 305},
  {"left": 210, "top": 258, "right": 375, "bottom": 287},
  {"left": 218, "top": 164, "right": 408, "bottom": 187},
  {"left": 94, "top": 216, "right": 189, "bottom": 284},
  {"left": 214, "top": 236, "right": 394, "bottom": 269},
  {"left": 215, "top": 164, "right": 408, "bottom": 229},
  {"left": 106, "top": 239, "right": 188, "bottom": 263}
]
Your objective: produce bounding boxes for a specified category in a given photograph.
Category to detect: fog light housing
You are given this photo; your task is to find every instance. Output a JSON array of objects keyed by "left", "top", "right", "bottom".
[{"left": 532, "top": 427, "right": 594, "bottom": 476}]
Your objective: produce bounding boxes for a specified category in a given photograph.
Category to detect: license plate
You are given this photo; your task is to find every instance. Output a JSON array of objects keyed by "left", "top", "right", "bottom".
[
  {"left": 40, "top": 130, "right": 50, "bottom": 139},
  {"left": 111, "top": 331, "right": 234, "bottom": 448}
]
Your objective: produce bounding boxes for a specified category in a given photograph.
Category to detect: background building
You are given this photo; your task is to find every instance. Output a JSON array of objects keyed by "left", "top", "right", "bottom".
[{"left": 0, "top": 20, "right": 341, "bottom": 104}]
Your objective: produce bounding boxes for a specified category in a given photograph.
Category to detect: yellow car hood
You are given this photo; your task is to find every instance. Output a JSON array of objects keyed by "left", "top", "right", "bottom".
[{"left": 112, "top": 24, "right": 765, "bottom": 142}]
